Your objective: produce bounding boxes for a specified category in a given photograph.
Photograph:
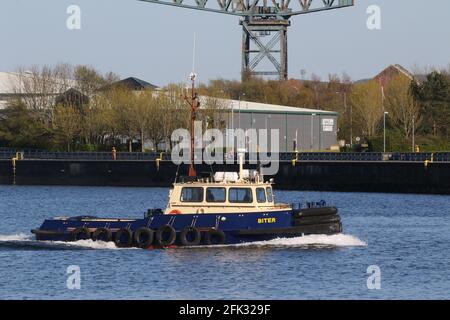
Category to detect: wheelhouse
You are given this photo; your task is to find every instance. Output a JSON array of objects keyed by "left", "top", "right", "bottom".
[{"left": 165, "top": 181, "right": 289, "bottom": 215}]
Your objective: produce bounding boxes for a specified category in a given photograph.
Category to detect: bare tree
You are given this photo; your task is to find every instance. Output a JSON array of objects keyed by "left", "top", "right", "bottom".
[
  {"left": 385, "top": 76, "right": 421, "bottom": 139},
  {"left": 13, "top": 64, "right": 73, "bottom": 122}
]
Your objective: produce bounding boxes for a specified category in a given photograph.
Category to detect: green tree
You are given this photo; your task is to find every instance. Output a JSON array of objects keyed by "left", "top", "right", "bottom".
[
  {"left": 411, "top": 71, "right": 450, "bottom": 137},
  {"left": 0, "top": 100, "right": 53, "bottom": 149},
  {"left": 385, "top": 75, "right": 421, "bottom": 139},
  {"left": 52, "top": 105, "right": 82, "bottom": 151},
  {"left": 348, "top": 80, "right": 384, "bottom": 138},
  {"left": 109, "top": 86, "right": 138, "bottom": 152}
]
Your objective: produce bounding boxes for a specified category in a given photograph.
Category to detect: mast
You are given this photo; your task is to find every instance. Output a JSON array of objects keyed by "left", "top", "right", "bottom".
[
  {"left": 185, "top": 72, "right": 199, "bottom": 177},
  {"left": 186, "top": 34, "right": 199, "bottom": 177}
]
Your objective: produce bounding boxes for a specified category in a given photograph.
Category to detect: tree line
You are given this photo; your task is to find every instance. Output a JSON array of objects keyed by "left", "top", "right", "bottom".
[
  {"left": 0, "top": 64, "right": 226, "bottom": 152},
  {"left": 199, "top": 67, "right": 450, "bottom": 152},
  {"left": 1, "top": 64, "right": 449, "bottom": 152}
]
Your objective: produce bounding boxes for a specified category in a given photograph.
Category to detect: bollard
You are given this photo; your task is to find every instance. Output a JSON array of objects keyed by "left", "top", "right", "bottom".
[{"left": 156, "top": 152, "right": 164, "bottom": 171}]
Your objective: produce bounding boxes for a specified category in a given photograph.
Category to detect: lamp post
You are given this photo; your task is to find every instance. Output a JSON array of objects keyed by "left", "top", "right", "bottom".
[
  {"left": 383, "top": 111, "right": 388, "bottom": 153},
  {"left": 336, "top": 91, "right": 351, "bottom": 146},
  {"left": 412, "top": 115, "right": 415, "bottom": 152},
  {"left": 346, "top": 92, "right": 353, "bottom": 146}
]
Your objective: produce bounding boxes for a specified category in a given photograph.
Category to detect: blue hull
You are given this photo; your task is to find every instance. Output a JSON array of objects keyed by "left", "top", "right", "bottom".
[{"left": 31, "top": 207, "right": 342, "bottom": 247}]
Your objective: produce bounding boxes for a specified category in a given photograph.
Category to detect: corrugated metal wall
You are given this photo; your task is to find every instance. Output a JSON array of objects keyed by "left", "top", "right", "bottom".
[{"left": 227, "top": 112, "right": 338, "bottom": 151}]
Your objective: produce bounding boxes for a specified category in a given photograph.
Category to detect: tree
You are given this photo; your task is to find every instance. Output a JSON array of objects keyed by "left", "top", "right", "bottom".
[
  {"left": 109, "top": 86, "right": 138, "bottom": 152},
  {"left": 348, "top": 80, "right": 384, "bottom": 138},
  {"left": 164, "top": 84, "right": 190, "bottom": 151},
  {"left": 0, "top": 100, "right": 53, "bottom": 149},
  {"left": 133, "top": 89, "right": 154, "bottom": 152},
  {"left": 146, "top": 94, "right": 167, "bottom": 151},
  {"left": 411, "top": 71, "right": 450, "bottom": 137},
  {"left": 13, "top": 64, "right": 73, "bottom": 123},
  {"left": 52, "top": 105, "right": 81, "bottom": 151},
  {"left": 385, "top": 75, "right": 421, "bottom": 139}
]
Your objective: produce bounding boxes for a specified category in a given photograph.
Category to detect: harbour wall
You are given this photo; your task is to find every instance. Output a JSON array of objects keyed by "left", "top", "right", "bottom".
[{"left": 1, "top": 159, "right": 449, "bottom": 194}]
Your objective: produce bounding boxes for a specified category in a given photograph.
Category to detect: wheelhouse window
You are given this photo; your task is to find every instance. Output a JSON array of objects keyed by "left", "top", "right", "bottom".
[
  {"left": 180, "top": 187, "right": 204, "bottom": 202},
  {"left": 229, "top": 188, "right": 253, "bottom": 203},
  {"left": 256, "top": 188, "right": 266, "bottom": 203},
  {"left": 206, "top": 187, "right": 226, "bottom": 203},
  {"left": 266, "top": 187, "right": 274, "bottom": 202}
]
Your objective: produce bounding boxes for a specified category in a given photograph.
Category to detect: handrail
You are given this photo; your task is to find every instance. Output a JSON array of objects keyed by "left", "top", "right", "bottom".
[{"left": 1, "top": 150, "right": 450, "bottom": 162}]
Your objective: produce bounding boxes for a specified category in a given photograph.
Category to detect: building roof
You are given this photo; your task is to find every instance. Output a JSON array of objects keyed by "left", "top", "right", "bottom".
[
  {"left": 55, "top": 88, "right": 89, "bottom": 108},
  {"left": 200, "top": 96, "right": 337, "bottom": 116},
  {"left": 0, "top": 71, "right": 77, "bottom": 95},
  {"left": 374, "top": 64, "right": 414, "bottom": 86},
  {"left": 111, "top": 77, "right": 158, "bottom": 91},
  {"left": 0, "top": 72, "right": 20, "bottom": 94}
]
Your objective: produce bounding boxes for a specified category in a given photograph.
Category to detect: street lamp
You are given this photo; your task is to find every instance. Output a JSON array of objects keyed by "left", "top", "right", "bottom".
[
  {"left": 336, "top": 91, "right": 351, "bottom": 146},
  {"left": 383, "top": 111, "right": 389, "bottom": 153},
  {"left": 412, "top": 115, "right": 415, "bottom": 152}
]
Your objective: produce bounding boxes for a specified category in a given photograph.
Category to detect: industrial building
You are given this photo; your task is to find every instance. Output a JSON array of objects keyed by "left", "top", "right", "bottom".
[
  {"left": 215, "top": 98, "right": 339, "bottom": 152},
  {"left": 0, "top": 72, "right": 19, "bottom": 109}
]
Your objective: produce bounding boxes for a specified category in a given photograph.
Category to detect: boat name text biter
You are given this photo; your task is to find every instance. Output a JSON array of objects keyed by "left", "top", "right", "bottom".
[{"left": 258, "top": 217, "right": 276, "bottom": 224}]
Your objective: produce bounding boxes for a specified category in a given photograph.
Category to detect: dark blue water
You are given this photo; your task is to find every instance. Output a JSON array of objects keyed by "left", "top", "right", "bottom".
[{"left": 0, "top": 185, "right": 449, "bottom": 299}]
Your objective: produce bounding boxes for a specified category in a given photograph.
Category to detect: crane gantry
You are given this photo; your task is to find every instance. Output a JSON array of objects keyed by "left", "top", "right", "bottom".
[{"left": 139, "top": 0, "right": 354, "bottom": 80}]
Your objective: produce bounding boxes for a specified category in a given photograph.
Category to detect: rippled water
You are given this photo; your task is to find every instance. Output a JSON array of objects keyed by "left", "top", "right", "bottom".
[{"left": 0, "top": 185, "right": 449, "bottom": 299}]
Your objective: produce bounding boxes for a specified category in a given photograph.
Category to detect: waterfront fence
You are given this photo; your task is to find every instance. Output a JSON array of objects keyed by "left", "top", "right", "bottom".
[{"left": 1, "top": 148, "right": 450, "bottom": 162}]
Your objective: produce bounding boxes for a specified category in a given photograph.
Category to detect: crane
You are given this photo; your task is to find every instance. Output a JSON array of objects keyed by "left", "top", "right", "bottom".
[{"left": 139, "top": 0, "right": 354, "bottom": 80}]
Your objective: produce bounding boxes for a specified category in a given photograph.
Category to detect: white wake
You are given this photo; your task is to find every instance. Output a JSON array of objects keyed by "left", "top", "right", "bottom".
[
  {"left": 0, "top": 233, "right": 129, "bottom": 250},
  {"left": 240, "top": 234, "right": 367, "bottom": 247},
  {"left": 186, "top": 233, "right": 367, "bottom": 249},
  {"left": 0, "top": 233, "right": 367, "bottom": 250}
]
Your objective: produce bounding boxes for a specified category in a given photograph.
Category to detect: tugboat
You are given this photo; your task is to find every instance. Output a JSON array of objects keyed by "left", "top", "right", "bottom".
[{"left": 31, "top": 73, "right": 343, "bottom": 248}]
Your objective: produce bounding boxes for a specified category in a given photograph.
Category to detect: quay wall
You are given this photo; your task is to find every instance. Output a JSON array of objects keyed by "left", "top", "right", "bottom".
[{"left": 1, "top": 159, "right": 449, "bottom": 194}]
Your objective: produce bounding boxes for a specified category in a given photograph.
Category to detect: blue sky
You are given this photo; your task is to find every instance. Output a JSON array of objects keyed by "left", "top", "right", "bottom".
[{"left": 1, "top": 0, "right": 449, "bottom": 86}]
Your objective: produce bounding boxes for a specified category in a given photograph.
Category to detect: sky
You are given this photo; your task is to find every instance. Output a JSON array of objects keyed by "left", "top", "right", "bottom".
[{"left": 1, "top": 0, "right": 449, "bottom": 86}]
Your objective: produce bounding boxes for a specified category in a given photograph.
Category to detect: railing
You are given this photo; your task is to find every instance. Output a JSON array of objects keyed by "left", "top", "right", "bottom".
[
  {"left": 1, "top": 148, "right": 450, "bottom": 162},
  {"left": 0, "top": 148, "right": 161, "bottom": 161}
]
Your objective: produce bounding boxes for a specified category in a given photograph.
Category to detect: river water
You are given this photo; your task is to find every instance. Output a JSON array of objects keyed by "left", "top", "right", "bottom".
[{"left": 0, "top": 185, "right": 449, "bottom": 299}]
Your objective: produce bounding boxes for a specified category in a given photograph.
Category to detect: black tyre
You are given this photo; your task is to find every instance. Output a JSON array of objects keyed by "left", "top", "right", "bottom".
[
  {"left": 91, "top": 228, "right": 112, "bottom": 242},
  {"left": 179, "top": 227, "right": 201, "bottom": 246},
  {"left": 70, "top": 227, "right": 91, "bottom": 241},
  {"left": 114, "top": 228, "right": 133, "bottom": 247},
  {"left": 155, "top": 224, "right": 176, "bottom": 246},
  {"left": 294, "top": 215, "right": 341, "bottom": 227},
  {"left": 204, "top": 229, "right": 226, "bottom": 245},
  {"left": 294, "top": 207, "right": 338, "bottom": 218},
  {"left": 133, "top": 227, "right": 154, "bottom": 248}
]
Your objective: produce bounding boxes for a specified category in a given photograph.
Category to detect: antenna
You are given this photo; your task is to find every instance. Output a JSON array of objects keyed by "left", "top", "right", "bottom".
[
  {"left": 189, "top": 33, "right": 197, "bottom": 84},
  {"left": 192, "top": 32, "right": 196, "bottom": 74}
]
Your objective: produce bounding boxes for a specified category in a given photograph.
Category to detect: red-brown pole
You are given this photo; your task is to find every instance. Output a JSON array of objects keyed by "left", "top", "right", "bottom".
[{"left": 188, "top": 78, "right": 198, "bottom": 177}]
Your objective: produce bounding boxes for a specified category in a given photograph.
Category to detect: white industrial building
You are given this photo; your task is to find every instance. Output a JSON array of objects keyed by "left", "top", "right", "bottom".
[
  {"left": 0, "top": 72, "right": 21, "bottom": 109},
  {"left": 203, "top": 97, "right": 338, "bottom": 152}
]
